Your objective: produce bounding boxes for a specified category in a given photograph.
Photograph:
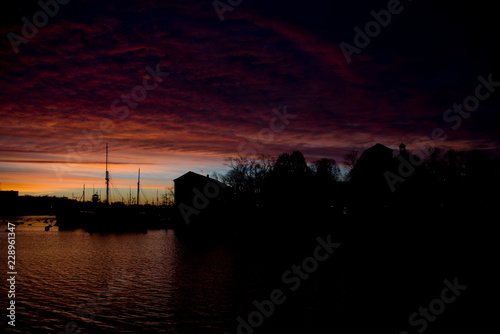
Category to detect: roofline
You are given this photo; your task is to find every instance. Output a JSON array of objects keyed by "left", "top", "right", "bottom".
[{"left": 173, "top": 171, "right": 224, "bottom": 185}]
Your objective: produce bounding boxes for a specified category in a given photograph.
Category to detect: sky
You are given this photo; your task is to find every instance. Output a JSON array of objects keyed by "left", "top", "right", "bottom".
[{"left": 1, "top": 0, "right": 499, "bottom": 199}]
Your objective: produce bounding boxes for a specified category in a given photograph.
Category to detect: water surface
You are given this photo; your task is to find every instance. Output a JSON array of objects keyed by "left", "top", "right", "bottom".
[{"left": 1, "top": 226, "right": 242, "bottom": 333}]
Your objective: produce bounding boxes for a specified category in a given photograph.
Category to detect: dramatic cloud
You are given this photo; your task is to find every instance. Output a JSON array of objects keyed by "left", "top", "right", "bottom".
[{"left": 1, "top": 0, "right": 499, "bottom": 196}]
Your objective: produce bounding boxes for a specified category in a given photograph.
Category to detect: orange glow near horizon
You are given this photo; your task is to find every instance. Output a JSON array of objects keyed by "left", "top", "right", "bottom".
[
  {"left": 1, "top": 1, "right": 499, "bottom": 196},
  {"left": 0, "top": 150, "right": 229, "bottom": 198}
]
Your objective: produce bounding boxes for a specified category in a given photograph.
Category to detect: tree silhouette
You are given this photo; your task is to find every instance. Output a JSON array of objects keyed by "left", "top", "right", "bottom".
[
  {"left": 312, "top": 158, "right": 341, "bottom": 182},
  {"left": 221, "top": 155, "right": 274, "bottom": 193},
  {"left": 273, "top": 150, "right": 311, "bottom": 178},
  {"left": 443, "top": 149, "right": 466, "bottom": 182},
  {"left": 342, "top": 150, "right": 358, "bottom": 180}
]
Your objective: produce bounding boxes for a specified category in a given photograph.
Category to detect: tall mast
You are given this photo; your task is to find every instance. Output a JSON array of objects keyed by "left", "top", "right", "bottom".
[
  {"left": 137, "top": 168, "right": 140, "bottom": 205},
  {"left": 105, "top": 143, "right": 110, "bottom": 205},
  {"left": 83, "top": 184, "right": 85, "bottom": 202}
]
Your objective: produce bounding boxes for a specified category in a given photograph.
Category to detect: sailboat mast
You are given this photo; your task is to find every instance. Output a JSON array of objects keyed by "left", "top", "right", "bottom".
[
  {"left": 137, "top": 168, "right": 140, "bottom": 205},
  {"left": 105, "top": 143, "right": 110, "bottom": 205}
]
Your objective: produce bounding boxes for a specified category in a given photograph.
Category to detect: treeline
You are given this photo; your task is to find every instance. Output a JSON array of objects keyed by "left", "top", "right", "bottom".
[
  {"left": 213, "top": 147, "right": 500, "bottom": 216},
  {"left": 211, "top": 150, "right": 354, "bottom": 225},
  {"left": 384, "top": 147, "right": 500, "bottom": 215},
  {"left": 215, "top": 151, "right": 347, "bottom": 193}
]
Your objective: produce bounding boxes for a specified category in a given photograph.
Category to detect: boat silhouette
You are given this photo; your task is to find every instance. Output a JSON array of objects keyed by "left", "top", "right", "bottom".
[{"left": 56, "top": 144, "right": 159, "bottom": 233}]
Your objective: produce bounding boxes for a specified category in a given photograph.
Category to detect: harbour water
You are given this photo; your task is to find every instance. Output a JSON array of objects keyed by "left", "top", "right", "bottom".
[
  {"left": 1, "top": 218, "right": 346, "bottom": 333},
  {"left": 1, "top": 221, "right": 246, "bottom": 333},
  {"left": 0, "top": 214, "right": 494, "bottom": 333}
]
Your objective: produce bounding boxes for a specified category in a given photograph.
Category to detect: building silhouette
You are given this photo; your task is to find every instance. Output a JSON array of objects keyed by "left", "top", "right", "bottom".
[
  {"left": 173, "top": 171, "right": 227, "bottom": 207},
  {"left": 173, "top": 171, "right": 232, "bottom": 230}
]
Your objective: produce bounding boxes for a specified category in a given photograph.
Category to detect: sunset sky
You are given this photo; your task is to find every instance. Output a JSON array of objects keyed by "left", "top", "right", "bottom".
[{"left": 1, "top": 0, "right": 499, "bottom": 200}]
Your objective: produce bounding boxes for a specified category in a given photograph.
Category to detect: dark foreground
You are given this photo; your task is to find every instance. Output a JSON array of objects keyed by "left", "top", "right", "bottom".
[{"left": 1, "top": 199, "right": 496, "bottom": 334}]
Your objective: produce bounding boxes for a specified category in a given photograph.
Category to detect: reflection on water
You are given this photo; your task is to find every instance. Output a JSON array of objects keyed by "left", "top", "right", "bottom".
[
  {"left": 0, "top": 226, "right": 242, "bottom": 333},
  {"left": 0, "top": 216, "right": 353, "bottom": 334},
  {"left": 1, "top": 216, "right": 58, "bottom": 232},
  {"left": 0, "top": 203, "right": 492, "bottom": 332}
]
